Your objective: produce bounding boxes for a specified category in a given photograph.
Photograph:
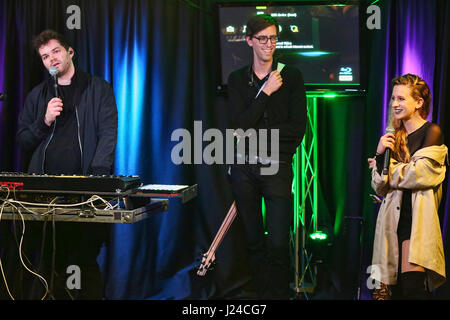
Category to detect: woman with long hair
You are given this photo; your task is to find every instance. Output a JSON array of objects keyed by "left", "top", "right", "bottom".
[{"left": 368, "top": 74, "right": 448, "bottom": 299}]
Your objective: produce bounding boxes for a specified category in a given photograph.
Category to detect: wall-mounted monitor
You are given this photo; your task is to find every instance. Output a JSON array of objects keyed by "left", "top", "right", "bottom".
[{"left": 217, "top": 1, "right": 365, "bottom": 92}]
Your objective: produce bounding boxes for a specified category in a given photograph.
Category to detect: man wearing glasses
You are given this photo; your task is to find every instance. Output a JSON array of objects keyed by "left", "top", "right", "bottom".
[{"left": 227, "top": 14, "right": 307, "bottom": 299}]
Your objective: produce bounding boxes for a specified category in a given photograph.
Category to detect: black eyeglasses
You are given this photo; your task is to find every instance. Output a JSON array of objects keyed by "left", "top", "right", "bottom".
[{"left": 253, "top": 35, "right": 278, "bottom": 44}]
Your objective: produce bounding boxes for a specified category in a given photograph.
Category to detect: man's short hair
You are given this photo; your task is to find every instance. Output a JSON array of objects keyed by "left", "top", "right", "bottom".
[
  {"left": 32, "top": 29, "right": 71, "bottom": 53},
  {"left": 245, "top": 14, "right": 279, "bottom": 38}
]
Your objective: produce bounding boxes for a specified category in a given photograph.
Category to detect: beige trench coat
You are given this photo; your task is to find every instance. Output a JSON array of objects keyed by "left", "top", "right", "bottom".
[{"left": 370, "top": 145, "right": 448, "bottom": 291}]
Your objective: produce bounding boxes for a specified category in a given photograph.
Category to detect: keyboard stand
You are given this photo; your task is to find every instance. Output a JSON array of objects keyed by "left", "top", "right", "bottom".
[{"left": 0, "top": 198, "right": 168, "bottom": 224}]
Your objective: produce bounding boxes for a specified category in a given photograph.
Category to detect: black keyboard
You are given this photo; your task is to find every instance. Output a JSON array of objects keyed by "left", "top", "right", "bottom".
[{"left": 0, "top": 173, "right": 141, "bottom": 193}]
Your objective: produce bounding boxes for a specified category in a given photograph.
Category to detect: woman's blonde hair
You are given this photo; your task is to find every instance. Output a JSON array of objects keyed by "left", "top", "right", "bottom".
[{"left": 389, "top": 74, "right": 431, "bottom": 163}]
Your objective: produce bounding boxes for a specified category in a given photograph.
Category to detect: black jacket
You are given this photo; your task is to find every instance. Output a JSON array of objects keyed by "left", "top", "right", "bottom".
[
  {"left": 227, "top": 64, "right": 307, "bottom": 162},
  {"left": 17, "top": 69, "right": 118, "bottom": 175}
]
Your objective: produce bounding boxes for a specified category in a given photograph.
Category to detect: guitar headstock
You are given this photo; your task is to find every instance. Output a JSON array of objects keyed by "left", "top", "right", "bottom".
[{"left": 196, "top": 252, "right": 216, "bottom": 276}]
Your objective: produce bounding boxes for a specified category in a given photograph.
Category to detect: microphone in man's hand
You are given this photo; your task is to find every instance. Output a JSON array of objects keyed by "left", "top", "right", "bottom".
[
  {"left": 382, "top": 127, "right": 395, "bottom": 176},
  {"left": 49, "top": 66, "right": 59, "bottom": 97},
  {"left": 0, "top": 92, "right": 6, "bottom": 101}
]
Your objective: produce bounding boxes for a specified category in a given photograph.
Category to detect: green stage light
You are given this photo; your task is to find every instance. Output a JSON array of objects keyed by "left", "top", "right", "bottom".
[{"left": 309, "top": 231, "right": 328, "bottom": 241}]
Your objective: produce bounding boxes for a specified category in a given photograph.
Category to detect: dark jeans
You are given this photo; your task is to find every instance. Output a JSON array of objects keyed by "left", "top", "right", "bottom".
[{"left": 230, "top": 162, "right": 293, "bottom": 299}]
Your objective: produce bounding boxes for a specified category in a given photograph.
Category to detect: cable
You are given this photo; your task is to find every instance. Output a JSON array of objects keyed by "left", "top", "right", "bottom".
[
  {"left": 16, "top": 207, "right": 49, "bottom": 300},
  {"left": 36, "top": 197, "right": 58, "bottom": 300},
  {"left": 50, "top": 198, "right": 57, "bottom": 298},
  {"left": 38, "top": 215, "right": 51, "bottom": 298},
  {"left": 0, "top": 200, "right": 15, "bottom": 300},
  {"left": 0, "top": 186, "right": 52, "bottom": 300},
  {"left": 0, "top": 196, "right": 49, "bottom": 300},
  {"left": 9, "top": 187, "right": 49, "bottom": 299},
  {"left": 7, "top": 195, "right": 114, "bottom": 209},
  {"left": 0, "top": 189, "right": 118, "bottom": 300}
]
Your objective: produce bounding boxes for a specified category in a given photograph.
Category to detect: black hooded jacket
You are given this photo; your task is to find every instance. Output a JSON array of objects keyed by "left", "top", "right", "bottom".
[{"left": 17, "top": 69, "right": 118, "bottom": 175}]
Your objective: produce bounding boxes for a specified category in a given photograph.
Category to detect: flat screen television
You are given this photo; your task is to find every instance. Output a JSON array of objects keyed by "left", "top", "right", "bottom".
[{"left": 217, "top": 1, "right": 365, "bottom": 92}]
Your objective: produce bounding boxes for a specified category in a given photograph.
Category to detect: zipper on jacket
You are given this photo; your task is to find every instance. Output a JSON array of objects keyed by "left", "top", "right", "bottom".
[{"left": 75, "top": 106, "right": 83, "bottom": 168}]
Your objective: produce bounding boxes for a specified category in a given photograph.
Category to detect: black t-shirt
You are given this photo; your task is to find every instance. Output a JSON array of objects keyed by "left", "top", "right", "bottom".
[
  {"left": 394, "top": 122, "right": 443, "bottom": 242},
  {"left": 406, "top": 121, "right": 443, "bottom": 156},
  {"left": 43, "top": 79, "right": 82, "bottom": 175}
]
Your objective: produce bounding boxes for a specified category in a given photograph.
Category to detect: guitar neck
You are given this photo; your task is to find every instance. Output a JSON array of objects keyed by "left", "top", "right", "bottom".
[{"left": 205, "top": 201, "right": 237, "bottom": 256}]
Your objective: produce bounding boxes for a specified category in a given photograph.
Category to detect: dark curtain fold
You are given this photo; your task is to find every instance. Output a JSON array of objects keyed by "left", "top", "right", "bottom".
[{"left": 432, "top": 0, "right": 450, "bottom": 299}]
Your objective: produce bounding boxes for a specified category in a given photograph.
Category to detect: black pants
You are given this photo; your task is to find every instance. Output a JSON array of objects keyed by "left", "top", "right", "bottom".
[
  {"left": 49, "top": 222, "right": 108, "bottom": 300},
  {"left": 2, "top": 220, "right": 108, "bottom": 300},
  {"left": 230, "top": 162, "right": 293, "bottom": 299}
]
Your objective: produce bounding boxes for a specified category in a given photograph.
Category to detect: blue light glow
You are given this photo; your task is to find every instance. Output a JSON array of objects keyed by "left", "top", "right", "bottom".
[
  {"left": 113, "top": 12, "right": 147, "bottom": 175},
  {"left": 298, "top": 51, "right": 330, "bottom": 57}
]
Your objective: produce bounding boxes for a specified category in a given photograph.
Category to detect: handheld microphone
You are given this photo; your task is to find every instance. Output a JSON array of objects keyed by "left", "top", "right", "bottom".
[
  {"left": 49, "top": 66, "right": 59, "bottom": 97},
  {"left": 382, "top": 127, "right": 395, "bottom": 176},
  {"left": 0, "top": 92, "right": 6, "bottom": 101}
]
